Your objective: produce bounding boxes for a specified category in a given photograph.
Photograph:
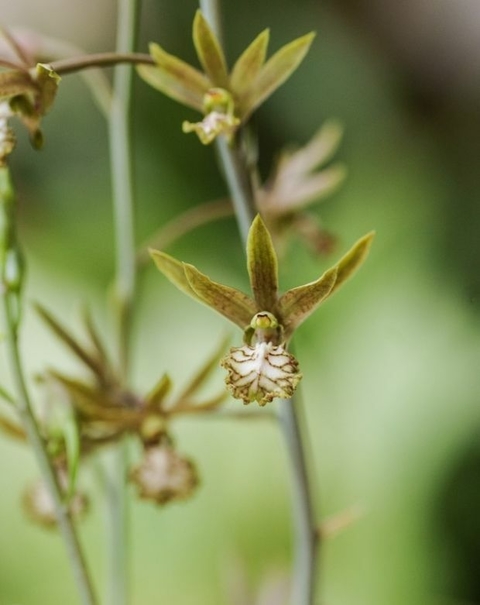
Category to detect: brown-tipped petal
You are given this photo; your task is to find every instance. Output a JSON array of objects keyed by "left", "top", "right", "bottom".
[
  {"left": 330, "top": 231, "right": 375, "bottom": 295},
  {"left": 35, "top": 303, "right": 105, "bottom": 378},
  {"left": 241, "top": 32, "right": 315, "bottom": 120},
  {"left": 246, "top": 215, "right": 279, "bottom": 312},
  {"left": 137, "top": 42, "right": 210, "bottom": 112},
  {"left": 145, "top": 373, "right": 172, "bottom": 409},
  {"left": 192, "top": 10, "right": 229, "bottom": 88},
  {"left": 278, "top": 266, "right": 337, "bottom": 339},
  {"left": 184, "top": 263, "right": 256, "bottom": 329},
  {"left": 150, "top": 249, "right": 203, "bottom": 303},
  {"left": 230, "top": 29, "right": 269, "bottom": 98}
]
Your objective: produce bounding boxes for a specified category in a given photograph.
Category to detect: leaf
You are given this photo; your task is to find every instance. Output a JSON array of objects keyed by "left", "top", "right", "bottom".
[
  {"left": 184, "top": 263, "right": 256, "bottom": 329},
  {"left": 246, "top": 215, "right": 278, "bottom": 312},
  {"left": 145, "top": 373, "right": 172, "bottom": 408},
  {"left": 278, "top": 267, "right": 337, "bottom": 338},
  {"left": 330, "top": 231, "right": 375, "bottom": 295},
  {"left": 193, "top": 10, "right": 229, "bottom": 88},
  {"left": 240, "top": 32, "right": 316, "bottom": 119},
  {"left": 150, "top": 249, "right": 203, "bottom": 303},
  {"left": 230, "top": 29, "right": 269, "bottom": 98},
  {"left": 137, "top": 42, "right": 210, "bottom": 112}
]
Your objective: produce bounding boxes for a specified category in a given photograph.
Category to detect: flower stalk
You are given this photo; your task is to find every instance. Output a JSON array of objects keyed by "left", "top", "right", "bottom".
[
  {"left": 198, "top": 1, "right": 319, "bottom": 601},
  {"left": 106, "top": 0, "right": 141, "bottom": 602}
]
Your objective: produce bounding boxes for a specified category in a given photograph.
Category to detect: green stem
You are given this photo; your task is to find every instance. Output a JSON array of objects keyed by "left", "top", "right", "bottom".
[
  {"left": 48, "top": 52, "right": 153, "bottom": 76},
  {"left": 199, "top": 3, "right": 320, "bottom": 603},
  {"left": 106, "top": 0, "right": 140, "bottom": 604},
  {"left": 0, "top": 170, "right": 98, "bottom": 605}
]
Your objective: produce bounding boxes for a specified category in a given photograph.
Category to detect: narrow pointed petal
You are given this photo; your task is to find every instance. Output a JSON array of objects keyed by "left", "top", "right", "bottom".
[
  {"left": 193, "top": 10, "right": 229, "bottom": 88},
  {"left": 145, "top": 373, "right": 172, "bottom": 408},
  {"left": 247, "top": 214, "right": 279, "bottom": 312},
  {"left": 137, "top": 42, "right": 210, "bottom": 112},
  {"left": 230, "top": 29, "right": 269, "bottom": 97},
  {"left": 241, "top": 32, "right": 315, "bottom": 119},
  {"left": 184, "top": 263, "right": 256, "bottom": 329},
  {"left": 35, "top": 303, "right": 104, "bottom": 378},
  {"left": 176, "top": 335, "right": 230, "bottom": 401},
  {"left": 150, "top": 249, "right": 203, "bottom": 303},
  {"left": 278, "top": 266, "right": 337, "bottom": 338},
  {"left": 330, "top": 231, "right": 375, "bottom": 295}
]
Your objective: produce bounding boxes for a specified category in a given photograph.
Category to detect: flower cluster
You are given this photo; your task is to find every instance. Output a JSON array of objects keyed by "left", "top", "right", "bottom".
[
  {"left": 151, "top": 215, "right": 374, "bottom": 406},
  {"left": 137, "top": 10, "right": 315, "bottom": 144}
]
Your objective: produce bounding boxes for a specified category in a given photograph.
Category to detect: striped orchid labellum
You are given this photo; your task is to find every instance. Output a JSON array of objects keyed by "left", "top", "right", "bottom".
[{"left": 151, "top": 215, "right": 374, "bottom": 405}]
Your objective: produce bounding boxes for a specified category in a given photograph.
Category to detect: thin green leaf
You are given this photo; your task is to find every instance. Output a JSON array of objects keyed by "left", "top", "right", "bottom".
[
  {"left": 184, "top": 263, "right": 256, "bottom": 329},
  {"left": 240, "top": 32, "right": 316, "bottom": 119},
  {"left": 330, "top": 231, "right": 375, "bottom": 295},
  {"left": 35, "top": 303, "right": 105, "bottom": 378},
  {"left": 137, "top": 42, "right": 210, "bottom": 112},
  {"left": 176, "top": 334, "right": 230, "bottom": 401},
  {"left": 230, "top": 29, "right": 270, "bottom": 97},
  {"left": 193, "top": 10, "right": 229, "bottom": 88},
  {"left": 279, "top": 267, "right": 337, "bottom": 338},
  {"left": 145, "top": 373, "right": 172, "bottom": 408},
  {"left": 63, "top": 413, "right": 80, "bottom": 501},
  {"left": 150, "top": 249, "right": 204, "bottom": 303},
  {"left": 247, "top": 214, "right": 278, "bottom": 311}
]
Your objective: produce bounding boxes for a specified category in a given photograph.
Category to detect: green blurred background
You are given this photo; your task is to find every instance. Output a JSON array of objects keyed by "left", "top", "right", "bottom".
[{"left": 1, "top": 0, "right": 480, "bottom": 603}]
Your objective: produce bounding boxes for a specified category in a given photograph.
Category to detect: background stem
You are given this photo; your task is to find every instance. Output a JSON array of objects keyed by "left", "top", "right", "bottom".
[
  {"left": 106, "top": 0, "right": 140, "bottom": 603},
  {"left": 0, "top": 169, "right": 98, "bottom": 605},
  {"left": 198, "top": 2, "right": 320, "bottom": 602}
]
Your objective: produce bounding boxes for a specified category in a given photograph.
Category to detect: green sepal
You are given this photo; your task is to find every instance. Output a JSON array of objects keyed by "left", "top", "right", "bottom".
[
  {"left": 246, "top": 214, "right": 279, "bottom": 311},
  {"left": 278, "top": 266, "right": 337, "bottom": 339},
  {"left": 193, "top": 10, "right": 229, "bottom": 89},
  {"left": 183, "top": 263, "right": 256, "bottom": 329},
  {"left": 230, "top": 29, "right": 269, "bottom": 100},
  {"left": 145, "top": 373, "right": 172, "bottom": 409},
  {"left": 241, "top": 32, "right": 316, "bottom": 119},
  {"left": 330, "top": 231, "right": 375, "bottom": 295},
  {"left": 150, "top": 249, "right": 203, "bottom": 302},
  {"left": 137, "top": 42, "right": 210, "bottom": 112},
  {"left": 34, "top": 63, "right": 61, "bottom": 116}
]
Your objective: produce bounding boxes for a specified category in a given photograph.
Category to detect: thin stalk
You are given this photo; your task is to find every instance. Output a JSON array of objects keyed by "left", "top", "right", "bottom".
[
  {"left": 1, "top": 298, "right": 99, "bottom": 605},
  {"left": 106, "top": 0, "right": 140, "bottom": 603},
  {"left": 199, "top": 2, "right": 320, "bottom": 602},
  {"left": 48, "top": 53, "right": 153, "bottom": 76}
]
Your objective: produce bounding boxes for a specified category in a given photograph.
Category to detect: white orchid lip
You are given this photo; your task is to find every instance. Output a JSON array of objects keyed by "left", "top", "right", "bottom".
[{"left": 221, "top": 341, "right": 302, "bottom": 406}]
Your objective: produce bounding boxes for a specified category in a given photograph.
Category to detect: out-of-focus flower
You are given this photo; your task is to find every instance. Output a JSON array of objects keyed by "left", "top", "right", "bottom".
[
  {"left": 130, "top": 444, "right": 198, "bottom": 505},
  {"left": 137, "top": 10, "right": 315, "bottom": 144},
  {"left": 257, "top": 120, "right": 346, "bottom": 257},
  {"left": 22, "top": 465, "right": 88, "bottom": 529},
  {"left": 0, "top": 29, "right": 60, "bottom": 150},
  {"left": 151, "top": 215, "right": 374, "bottom": 405}
]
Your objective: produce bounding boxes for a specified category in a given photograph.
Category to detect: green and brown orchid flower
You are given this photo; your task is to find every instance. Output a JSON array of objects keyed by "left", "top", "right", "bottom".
[
  {"left": 137, "top": 10, "right": 315, "bottom": 144},
  {"left": 151, "top": 215, "right": 374, "bottom": 406}
]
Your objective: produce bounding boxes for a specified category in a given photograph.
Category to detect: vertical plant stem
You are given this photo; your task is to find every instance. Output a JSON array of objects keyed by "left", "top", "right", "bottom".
[
  {"left": 199, "top": 3, "right": 320, "bottom": 602},
  {"left": 0, "top": 169, "right": 98, "bottom": 605},
  {"left": 107, "top": 0, "right": 140, "bottom": 603}
]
